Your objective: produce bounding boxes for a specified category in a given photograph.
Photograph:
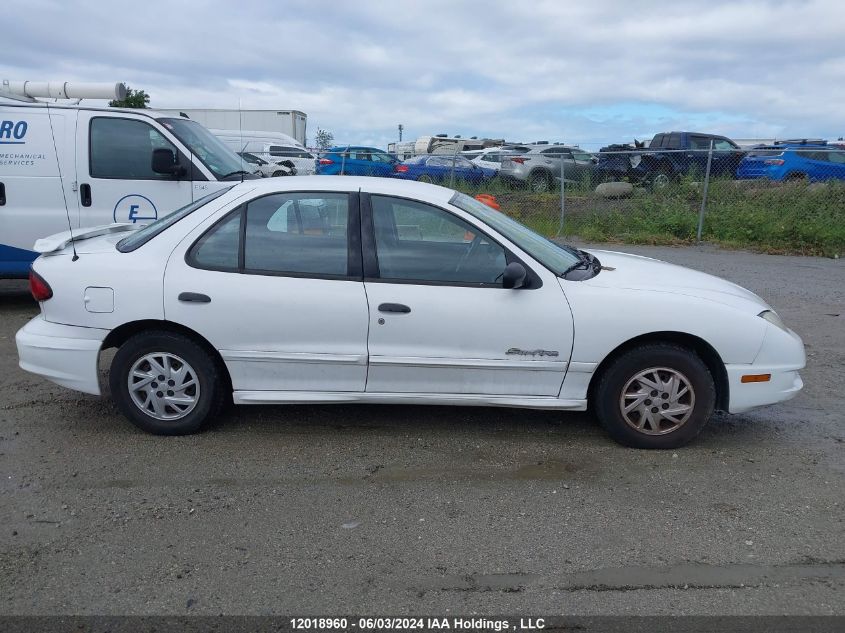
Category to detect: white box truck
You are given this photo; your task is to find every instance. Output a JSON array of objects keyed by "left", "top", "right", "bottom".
[
  {"left": 157, "top": 109, "right": 308, "bottom": 146},
  {"left": 0, "top": 81, "right": 257, "bottom": 278}
]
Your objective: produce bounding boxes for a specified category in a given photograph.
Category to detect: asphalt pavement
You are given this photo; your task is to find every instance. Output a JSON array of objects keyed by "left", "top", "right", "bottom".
[{"left": 1, "top": 244, "right": 843, "bottom": 615}]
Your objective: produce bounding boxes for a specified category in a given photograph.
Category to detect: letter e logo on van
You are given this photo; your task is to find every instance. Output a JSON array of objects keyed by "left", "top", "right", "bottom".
[
  {"left": 113, "top": 194, "right": 158, "bottom": 223},
  {"left": 0, "top": 120, "right": 28, "bottom": 144}
]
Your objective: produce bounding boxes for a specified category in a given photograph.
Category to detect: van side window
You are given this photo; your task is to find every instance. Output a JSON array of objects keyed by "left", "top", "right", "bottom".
[{"left": 90, "top": 118, "right": 179, "bottom": 180}]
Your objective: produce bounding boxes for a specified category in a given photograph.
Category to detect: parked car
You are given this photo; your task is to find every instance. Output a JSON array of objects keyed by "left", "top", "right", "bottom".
[
  {"left": 16, "top": 177, "right": 804, "bottom": 449},
  {"left": 316, "top": 146, "right": 397, "bottom": 176},
  {"left": 461, "top": 147, "right": 520, "bottom": 173},
  {"left": 236, "top": 152, "right": 295, "bottom": 178},
  {"left": 212, "top": 129, "right": 316, "bottom": 176},
  {"left": 736, "top": 142, "right": 845, "bottom": 182},
  {"left": 393, "top": 154, "right": 495, "bottom": 184},
  {"left": 598, "top": 132, "right": 745, "bottom": 189},
  {"left": 500, "top": 145, "right": 600, "bottom": 192}
]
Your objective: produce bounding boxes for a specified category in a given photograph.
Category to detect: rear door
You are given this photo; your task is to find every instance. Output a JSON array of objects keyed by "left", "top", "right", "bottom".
[
  {"left": 75, "top": 112, "right": 194, "bottom": 227},
  {"left": 164, "top": 190, "right": 369, "bottom": 393}
]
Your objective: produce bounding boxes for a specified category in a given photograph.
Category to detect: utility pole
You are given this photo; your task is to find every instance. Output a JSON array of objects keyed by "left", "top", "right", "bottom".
[{"left": 398, "top": 124, "right": 403, "bottom": 142}]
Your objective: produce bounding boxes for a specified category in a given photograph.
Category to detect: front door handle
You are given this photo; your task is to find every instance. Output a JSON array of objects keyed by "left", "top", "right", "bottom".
[
  {"left": 80, "top": 183, "right": 92, "bottom": 207},
  {"left": 178, "top": 292, "right": 211, "bottom": 303},
  {"left": 378, "top": 302, "right": 411, "bottom": 314}
]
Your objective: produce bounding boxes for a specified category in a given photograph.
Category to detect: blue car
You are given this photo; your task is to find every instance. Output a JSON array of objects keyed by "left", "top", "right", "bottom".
[
  {"left": 392, "top": 154, "right": 495, "bottom": 184},
  {"left": 315, "top": 146, "right": 397, "bottom": 176},
  {"left": 736, "top": 142, "right": 845, "bottom": 182}
]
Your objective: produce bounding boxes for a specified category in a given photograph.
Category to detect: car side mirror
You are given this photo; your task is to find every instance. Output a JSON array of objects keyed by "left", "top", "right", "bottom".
[
  {"left": 502, "top": 261, "right": 527, "bottom": 289},
  {"left": 151, "top": 148, "right": 186, "bottom": 177}
]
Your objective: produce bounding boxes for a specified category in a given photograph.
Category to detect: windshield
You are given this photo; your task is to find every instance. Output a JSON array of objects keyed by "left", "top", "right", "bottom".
[
  {"left": 450, "top": 192, "right": 581, "bottom": 274},
  {"left": 158, "top": 118, "right": 245, "bottom": 180},
  {"left": 117, "top": 186, "right": 235, "bottom": 253}
]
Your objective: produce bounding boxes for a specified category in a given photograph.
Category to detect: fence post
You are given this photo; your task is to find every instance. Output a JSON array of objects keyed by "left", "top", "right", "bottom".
[
  {"left": 340, "top": 147, "right": 347, "bottom": 176},
  {"left": 450, "top": 148, "right": 458, "bottom": 188},
  {"left": 557, "top": 154, "right": 566, "bottom": 236},
  {"left": 697, "top": 139, "right": 714, "bottom": 242}
]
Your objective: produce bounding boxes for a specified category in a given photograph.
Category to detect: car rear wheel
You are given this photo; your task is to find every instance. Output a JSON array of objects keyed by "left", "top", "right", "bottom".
[
  {"left": 417, "top": 175, "right": 434, "bottom": 183},
  {"left": 528, "top": 171, "right": 553, "bottom": 192},
  {"left": 593, "top": 343, "right": 716, "bottom": 449},
  {"left": 109, "top": 331, "right": 224, "bottom": 435},
  {"left": 650, "top": 167, "right": 674, "bottom": 190}
]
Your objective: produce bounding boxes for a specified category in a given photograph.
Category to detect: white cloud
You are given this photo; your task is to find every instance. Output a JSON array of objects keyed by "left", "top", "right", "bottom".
[{"left": 2, "top": 0, "right": 844, "bottom": 148}]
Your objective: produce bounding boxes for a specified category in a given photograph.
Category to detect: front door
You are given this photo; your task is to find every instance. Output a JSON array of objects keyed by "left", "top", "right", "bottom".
[
  {"left": 76, "top": 113, "right": 194, "bottom": 228},
  {"left": 164, "top": 190, "right": 369, "bottom": 392},
  {"left": 362, "top": 194, "right": 573, "bottom": 396}
]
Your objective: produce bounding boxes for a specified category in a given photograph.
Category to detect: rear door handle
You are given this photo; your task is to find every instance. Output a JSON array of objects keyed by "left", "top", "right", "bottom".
[
  {"left": 178, "top": 292, "right": 211, "bottom": 303},
  {"left": 378, "top": 303, "right": 411, "bottom": 314}
]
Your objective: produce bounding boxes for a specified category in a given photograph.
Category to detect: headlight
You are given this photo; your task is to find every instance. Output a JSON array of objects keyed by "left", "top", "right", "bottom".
[{"left": 759, "top": 310, "right": 788, "bottom": 331}]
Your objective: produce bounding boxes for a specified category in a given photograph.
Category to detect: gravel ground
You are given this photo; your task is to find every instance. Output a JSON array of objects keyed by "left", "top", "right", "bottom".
[{"left": 0, "top": 243, "right": 843, "bottom": 616}]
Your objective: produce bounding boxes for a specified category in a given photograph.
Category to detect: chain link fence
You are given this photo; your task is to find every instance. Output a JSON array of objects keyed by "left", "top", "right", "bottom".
[{"left": 297, "top": 142, "right": 845, "bottom": 256}]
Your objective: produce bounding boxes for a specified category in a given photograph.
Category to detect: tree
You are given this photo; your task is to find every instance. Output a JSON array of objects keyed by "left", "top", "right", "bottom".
[
  {"left": 315, "top": 128, "right": 334, "bottom": 150},
  {"left": 109, "top": 86, "right": 150, "bottom": 108}
]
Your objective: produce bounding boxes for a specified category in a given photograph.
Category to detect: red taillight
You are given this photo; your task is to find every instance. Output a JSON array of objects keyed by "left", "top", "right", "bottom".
[
  {"left": 764, "top": 159, "right": 785, "bottom": 166},
  {"left": 510, "top": 157, "right": 527, "bottom": 164},
  {"left": 395, "top": 165, "right": 409, "bottom": 173},
  {"left": 29, "top": 269, "right": 53, "bottom": 301},
  {"left": 319, "top": 158, "right": 334, "bottom": 165}
]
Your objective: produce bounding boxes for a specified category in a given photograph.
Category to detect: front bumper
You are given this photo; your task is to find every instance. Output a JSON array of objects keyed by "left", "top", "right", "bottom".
[
  {"left": 726, "top": 323, "right": 805, "bottom": 413},
  {"left": 16, "top": 316, "right": 108, "bottom": 396}
]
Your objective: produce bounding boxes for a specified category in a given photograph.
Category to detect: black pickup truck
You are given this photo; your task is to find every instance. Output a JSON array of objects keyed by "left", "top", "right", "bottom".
[{"left": 598, "top": 131, "right": 746, "bottom": 188}]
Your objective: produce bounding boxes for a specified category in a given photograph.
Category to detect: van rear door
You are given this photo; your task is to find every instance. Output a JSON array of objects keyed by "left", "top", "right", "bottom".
[{"left": 75, "top": 112, "right": 194, "bottom": 228}]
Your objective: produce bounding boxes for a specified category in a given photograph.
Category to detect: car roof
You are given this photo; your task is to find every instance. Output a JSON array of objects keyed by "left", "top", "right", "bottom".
[{"left": 225, "top": 175, "right": 458, "bottom": 204}]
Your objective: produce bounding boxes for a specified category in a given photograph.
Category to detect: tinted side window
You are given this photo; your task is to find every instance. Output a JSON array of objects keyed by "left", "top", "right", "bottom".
[
  {"left": 189, "top": 210, "right": 242, "bottom": 270},
  {"left": 665, "top": 133, "right": 682, "bottom": 149},
  {"left": 90, "top": 117, "right": 178, "bottom": 180},
  {"left": 713, "top": 139, "right": 736, "bottom": 151},
  {"left": 371, "top": 196, "right": 506, "bottom": 284},
  {"left": 244, "top": 193, "right": 349, "bottom": 276}
]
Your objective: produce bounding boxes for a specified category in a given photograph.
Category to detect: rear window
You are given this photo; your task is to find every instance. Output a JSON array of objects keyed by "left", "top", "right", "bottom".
[
  {"left": 269, "top": 146, "right": 313, "bottom": 159},
  {"left": 117, "top": 186, "right": 234, "bottom": 253},
  {"left": 748, "top": 148, "right": 784, "bottom": 157}
]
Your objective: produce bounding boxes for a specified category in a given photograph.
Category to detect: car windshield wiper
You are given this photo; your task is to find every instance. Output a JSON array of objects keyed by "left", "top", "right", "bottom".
[
  {"left": 560, "top": 250, "right": 591, "bottom": 276},
  {"left": 219, "top": 170, "right": 252, "bottom": 179}
]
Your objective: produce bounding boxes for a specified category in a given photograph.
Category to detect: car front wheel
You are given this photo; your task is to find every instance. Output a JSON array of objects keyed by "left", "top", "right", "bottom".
[
  {"left": 109, "top": 331, "right": 224, "bottom": 435},
  {"left": 593, "top": 343, "right": 716, "bottom": 449}
]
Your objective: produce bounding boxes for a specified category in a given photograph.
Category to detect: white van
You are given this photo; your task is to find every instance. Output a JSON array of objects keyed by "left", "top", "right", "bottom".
[
  {"left": 0, "top": 100, "right": 255, "bottom": 278},
  {"left": 211, "top": 129, "right": 316, "bottom": 176}
]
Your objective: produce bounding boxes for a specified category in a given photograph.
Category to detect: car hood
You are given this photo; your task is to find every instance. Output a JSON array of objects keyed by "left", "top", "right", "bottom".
[{"left": 583, "top": 249, "right": 770, "bottom": 311}]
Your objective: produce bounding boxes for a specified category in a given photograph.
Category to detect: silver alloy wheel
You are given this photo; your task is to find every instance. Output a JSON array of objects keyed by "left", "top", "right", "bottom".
[
  {"left": 128, "top": 352, "right": 200, "bottom": 421},
  {"left": 652, "top": 173, "right": 670, "bottom": 189},
  {"left": 619, "top": 366, "right": 695, "bottom": 435},
  {"left": 529, "top": 173, "right": 549, "bottom": 192}
]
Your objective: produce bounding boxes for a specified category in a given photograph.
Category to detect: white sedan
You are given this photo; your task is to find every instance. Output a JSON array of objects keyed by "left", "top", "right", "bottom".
[{"left": 16, "top": 177, "right": 805, "bottom": 448}]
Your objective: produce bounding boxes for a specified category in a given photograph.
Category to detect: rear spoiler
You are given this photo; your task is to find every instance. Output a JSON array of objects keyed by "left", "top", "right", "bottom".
[{"left": 34, "top": 223, "right": 137, "bottom": 254}]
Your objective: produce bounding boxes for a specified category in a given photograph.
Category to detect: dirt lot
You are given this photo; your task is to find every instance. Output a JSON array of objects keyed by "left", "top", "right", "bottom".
[{"left": 1, "top": 244, "right": 843, "bottom": 616}]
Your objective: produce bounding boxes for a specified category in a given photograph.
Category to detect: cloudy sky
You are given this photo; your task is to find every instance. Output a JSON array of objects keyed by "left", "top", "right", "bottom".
[{"left": 3, "top": 0, "right": 844, "bottom": 149}]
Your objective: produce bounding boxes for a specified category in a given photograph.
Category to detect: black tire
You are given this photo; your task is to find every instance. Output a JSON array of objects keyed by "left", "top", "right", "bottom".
[
  {"left": 593, "top": 343, "right": 716, "bottom": 449},
  {"left": 417, "top": 174, "right": 435, "bottom": 183},
  {"left": 528, "top": 170, "right": 553, "bottom": 192},
  {"left": 650, "top": 166, "right": 674, "bottom": 190},
  {"left": 109, "top": 331, "right": 224, "bottom": 435}
]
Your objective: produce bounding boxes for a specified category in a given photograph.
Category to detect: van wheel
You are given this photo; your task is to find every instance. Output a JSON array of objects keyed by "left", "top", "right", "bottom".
[
  {"left": 109, "top": 331, "right": 224, "bottom": 435},
  {"left": 593, "top": 343, "right": 715, "bottom": 449},
  {"left": 528, "top": 171, "right": 553, "bottom": 192}
]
